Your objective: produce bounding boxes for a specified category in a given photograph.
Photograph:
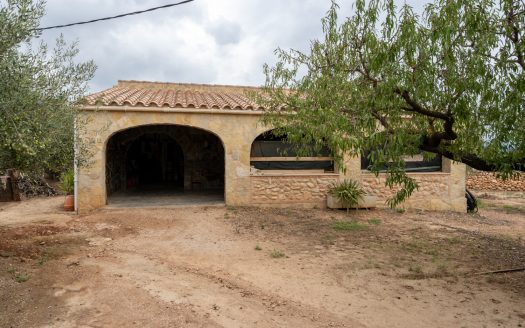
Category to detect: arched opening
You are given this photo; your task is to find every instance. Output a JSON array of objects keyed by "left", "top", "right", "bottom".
[
  {"left": 125, "top": 133, "right": 184, "bottom": 189},
  {"left": 106, "top": 125, "right": 224, "bottom": 206},
  {"left": 250, "top": 130, "right": 334, "bottom": 172}
]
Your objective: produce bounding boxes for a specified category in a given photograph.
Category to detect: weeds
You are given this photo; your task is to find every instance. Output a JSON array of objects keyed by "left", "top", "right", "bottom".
[
  {"left": 269, "top": 249, "right": 285, "bottom": 258},
  {"left": 408, "top": 265, "right": 425, "bottom": 279},
  {"left": 226, "top": 205, "right": 237, "bottom": 212},
  {"left": 434, "top": 264, "right": 449, "bottom": 276},
  {"left": 320, "top": 234, "right": 336, "bottom": 245},
  {"left": 37, "top": 252, "right": 50, "bottom": 266},
  {"left": 332, "top": 220, "right": 368, "bottom": 231},
  {"left": 6, "top": 267, "right": 29, "bottom": 283},
  {"left": 502, "top": 205, "right": 524, "bottom": 214},
  {"left": 15, "top": 274, "right": 29, "bottom": 283},
  {"left": 476, "top": 199, "right": 488, "bottom": 209},
  {"left": 368, "top": 218, "right": 381, "bottom": 225}
]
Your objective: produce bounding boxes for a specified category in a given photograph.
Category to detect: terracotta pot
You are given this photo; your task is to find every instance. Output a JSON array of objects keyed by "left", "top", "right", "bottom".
[{"left": 64, "top": 195, "right": 75, "bottom": 211}]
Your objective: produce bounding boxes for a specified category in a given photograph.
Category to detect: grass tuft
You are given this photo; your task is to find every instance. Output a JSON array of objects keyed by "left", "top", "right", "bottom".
[
  {"left": 367, "top": 218, "right": 381, "bottom": 225},
  {"left": 269, "top": 249, "right": 285, "bottom": 258},
  {"left": 15, "top": 274, "right": 29, "bottom": 283},
  {"left": 332, "top": 220, "right": 368, "bottom": 231}
]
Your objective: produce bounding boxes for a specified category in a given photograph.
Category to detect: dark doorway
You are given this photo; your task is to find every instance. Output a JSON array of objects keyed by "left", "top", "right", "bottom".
[
  {"left": 105, "top": 125, "right": 224, "bottom": 206},
  {"left": 126, "top": 133, "right": 184, "bottom": 189}
]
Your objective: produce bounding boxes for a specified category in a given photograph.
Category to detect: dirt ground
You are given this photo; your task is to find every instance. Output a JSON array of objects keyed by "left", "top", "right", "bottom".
[{"left": 1, "top": 192, "right": 524, "bottom": 328}]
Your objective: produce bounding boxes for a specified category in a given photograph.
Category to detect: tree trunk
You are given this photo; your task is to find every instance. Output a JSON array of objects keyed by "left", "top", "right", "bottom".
[{"left": 6, "top": 169, "right": 21, "bottom": 201}]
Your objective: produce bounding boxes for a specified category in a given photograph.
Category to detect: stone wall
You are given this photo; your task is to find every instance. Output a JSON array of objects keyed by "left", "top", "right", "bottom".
[
  {"left": 250, "top": 174, "right": 339, "bottom": 207},
  {"left": 78, "top": 105, "right": 467, "bottom": 213},
  {"left": 361, "top": 164, "right": 466, "bottom": 212},
  {"left": 77, "top": 107, "right": 270, "bottom": 211},
  {"left": 362, "top": 174, "right": 449, "bottom": 199},
  {"left": 467, "top": 171, "right": 525, "bottom": 191}
]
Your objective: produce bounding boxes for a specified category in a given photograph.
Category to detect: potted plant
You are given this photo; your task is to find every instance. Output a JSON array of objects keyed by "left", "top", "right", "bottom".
[
  {"left": 327, "top": 179, "right": 378, "bottom": 211},
  {"left": 59, "top": 170, "right": 75, "bottom": 211}
]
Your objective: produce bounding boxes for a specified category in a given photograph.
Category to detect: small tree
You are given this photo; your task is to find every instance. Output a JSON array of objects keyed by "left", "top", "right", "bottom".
[
  {"left": 0, "top": 0, "right": 96, "bottom": 176},
  {"left": 260, "top": 0, "right": 524, "bottom": 206}
]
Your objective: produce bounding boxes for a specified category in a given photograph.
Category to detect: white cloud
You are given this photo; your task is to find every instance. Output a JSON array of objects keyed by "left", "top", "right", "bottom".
[{"left": 35, "top": 0, "right": 430, "bottom": 92}]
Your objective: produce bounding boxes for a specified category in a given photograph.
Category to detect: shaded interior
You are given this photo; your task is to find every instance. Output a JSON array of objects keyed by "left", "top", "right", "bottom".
[{"left": 106, "top": 125, "right": 224, "bottom": 202}]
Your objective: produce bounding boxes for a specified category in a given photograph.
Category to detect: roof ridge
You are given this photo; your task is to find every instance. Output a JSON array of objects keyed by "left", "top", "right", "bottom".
[{"left": 116, "top": 80, "right": 262, "bottom": 93}]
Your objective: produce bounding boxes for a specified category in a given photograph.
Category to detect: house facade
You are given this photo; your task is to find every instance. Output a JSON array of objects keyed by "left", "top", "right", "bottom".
[{"left": 77, "top": 80, "right": 466, "bottom": 212}]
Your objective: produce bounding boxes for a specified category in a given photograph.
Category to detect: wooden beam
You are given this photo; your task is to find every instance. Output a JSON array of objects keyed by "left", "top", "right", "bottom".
[{"left": 250, "top": 157, "right": 332, "bottom": 162}]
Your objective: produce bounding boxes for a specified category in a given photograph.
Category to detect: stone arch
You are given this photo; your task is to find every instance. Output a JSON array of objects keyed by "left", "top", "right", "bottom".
[{"left": 104, "top": 123, "right": 225, "bottom": 205}]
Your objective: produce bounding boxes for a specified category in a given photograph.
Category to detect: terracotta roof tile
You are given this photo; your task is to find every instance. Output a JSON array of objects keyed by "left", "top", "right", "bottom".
[{"left": 85, "top": 80, "right": 264, "bottom": 111}]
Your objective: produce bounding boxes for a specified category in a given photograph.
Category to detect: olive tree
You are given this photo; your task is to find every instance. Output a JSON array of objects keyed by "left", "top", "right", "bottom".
[
  {"left": 260, "top": 0, "right": 524, "bottom": 206},
  {"left": 0, "top": 0, "right": 96, "bottom": 175}
]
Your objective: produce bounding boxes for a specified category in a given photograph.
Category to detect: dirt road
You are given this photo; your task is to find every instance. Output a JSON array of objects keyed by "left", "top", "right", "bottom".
[{"left": 1, "top": 195, "right": 524, "bottom": 327}]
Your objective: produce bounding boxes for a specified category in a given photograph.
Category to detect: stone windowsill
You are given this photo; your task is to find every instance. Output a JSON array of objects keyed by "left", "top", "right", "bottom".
[
  {"left": 251, "top": 171, "right": 339, "bottom": 177},
  {"left": 361, "top": 170, "right": 451, "bottom": 176}
]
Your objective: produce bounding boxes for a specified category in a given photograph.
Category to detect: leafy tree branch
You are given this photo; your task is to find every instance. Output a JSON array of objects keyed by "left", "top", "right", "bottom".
[{"left": 259, "top": 0, "right": 524, "bottom": 206}]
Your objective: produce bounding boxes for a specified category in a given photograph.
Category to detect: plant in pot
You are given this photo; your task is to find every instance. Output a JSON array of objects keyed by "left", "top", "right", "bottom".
[
  {"left": 59, "top": 170, "right": 75, "bottom": 211},
  {"left": 328, "top": 180, "right": 365, "bottom": 212}
]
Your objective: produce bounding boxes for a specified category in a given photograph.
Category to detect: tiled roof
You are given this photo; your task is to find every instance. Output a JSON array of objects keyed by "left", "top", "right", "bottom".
[{"left": 84, "top": 80, "right": 265, "bottom": 111}]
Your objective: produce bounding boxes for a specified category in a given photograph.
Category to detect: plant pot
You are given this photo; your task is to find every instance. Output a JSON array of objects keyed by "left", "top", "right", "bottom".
[
  {"left": 326, "top": 194, "right": 378, "bottom": 209},
  {"left": 64, "top": 195, "right": 75, "bottom": 211}
]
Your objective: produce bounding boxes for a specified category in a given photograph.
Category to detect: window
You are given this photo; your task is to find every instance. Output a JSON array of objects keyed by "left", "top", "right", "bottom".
[
  {"left": 250, "top": 131, "right": 334, "bottom": 172},
  {"left": 361, "top": 151, "right": 442, "bottom": 172}
]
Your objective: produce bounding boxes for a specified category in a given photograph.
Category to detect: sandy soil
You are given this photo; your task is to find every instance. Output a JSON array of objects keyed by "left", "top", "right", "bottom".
[{"left": 1, "top": 193, "right": 524, "bottom": 328}]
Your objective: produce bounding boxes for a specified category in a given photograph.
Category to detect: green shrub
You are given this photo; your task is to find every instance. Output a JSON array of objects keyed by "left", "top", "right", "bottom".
[
  {"left": 329, "top": 180, "right": 365, "bottom": 211},
  {"left": 59, "top": 170, "right": 74, "bottom": 195}
]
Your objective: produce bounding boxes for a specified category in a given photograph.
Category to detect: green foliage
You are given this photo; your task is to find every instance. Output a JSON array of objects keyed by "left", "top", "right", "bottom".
[
  {"left": 269, "top": 249, "right": 285, "bottom": 258},
  {"left": 59, "top": 170, "right": 74, "bottom": 194},
  {"left": 260, "top": 0, "right": 525, "bottom": 207},
  {"left": 15, "top": 274, "right": 29, "bottom": 283},
  {"left": 0, "top": 0, "right": 96, "bottom": 175},
  {"left": 329, "top": 179, "right": 365, "bottom": 210},
  {"left": 331, "top": 220, "right": 368, "bottom": 231},
  {"left": 368, "top": 218, "right": 381, "bottom": 225}
]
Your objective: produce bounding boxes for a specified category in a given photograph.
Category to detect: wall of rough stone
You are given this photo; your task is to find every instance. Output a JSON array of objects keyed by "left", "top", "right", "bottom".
[
  {"left": 360, "top": 161, "right": 466, "bottom": 212},
  {"left": 362, "top": 174, "right": 448, "bottom": 198},
  {"left": 250, "top": 174, "right": 339, "bottom": 207},
  {"left": 467, "top": 171, "right": 525, "bottom": 191},
  {"left": 361, "top": 173, "right": 451, "bottom": 210}
]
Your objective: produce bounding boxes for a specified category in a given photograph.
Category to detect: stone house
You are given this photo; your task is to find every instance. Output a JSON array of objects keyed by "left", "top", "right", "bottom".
[{"left": 77, "top": 80, "right": 466, "bottom": 212}]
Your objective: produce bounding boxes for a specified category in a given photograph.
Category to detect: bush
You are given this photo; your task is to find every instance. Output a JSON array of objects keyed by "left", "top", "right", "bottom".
[
  {"left": 329, "top": 180, "right": 365, "bottom": 211},
  {"left": 59, "top": 170, "right": 74, "bottom": 195}
]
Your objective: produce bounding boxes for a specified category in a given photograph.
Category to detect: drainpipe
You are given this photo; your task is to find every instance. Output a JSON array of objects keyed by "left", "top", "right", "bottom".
[{"left": 73, "top": 119, "right": 79, "bottom": 215}]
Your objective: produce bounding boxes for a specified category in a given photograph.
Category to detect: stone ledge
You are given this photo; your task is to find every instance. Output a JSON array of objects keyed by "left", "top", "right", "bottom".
[
  {"left": 251, "top": 173, "right": 340, "bottom": 177},
  {"left": 361, "top": 171, "right": 450, "bottom": 176}
]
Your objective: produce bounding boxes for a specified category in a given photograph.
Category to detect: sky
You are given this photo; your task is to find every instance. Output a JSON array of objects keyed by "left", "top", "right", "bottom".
[{"left": 36, "top": 0, "right": 428, "bottom": 93}]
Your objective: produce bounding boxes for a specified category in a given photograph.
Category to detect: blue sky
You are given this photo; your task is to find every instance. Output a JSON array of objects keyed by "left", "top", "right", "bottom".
[{"left": 36, "top": 0, "right": 428, "bottom": 92}]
